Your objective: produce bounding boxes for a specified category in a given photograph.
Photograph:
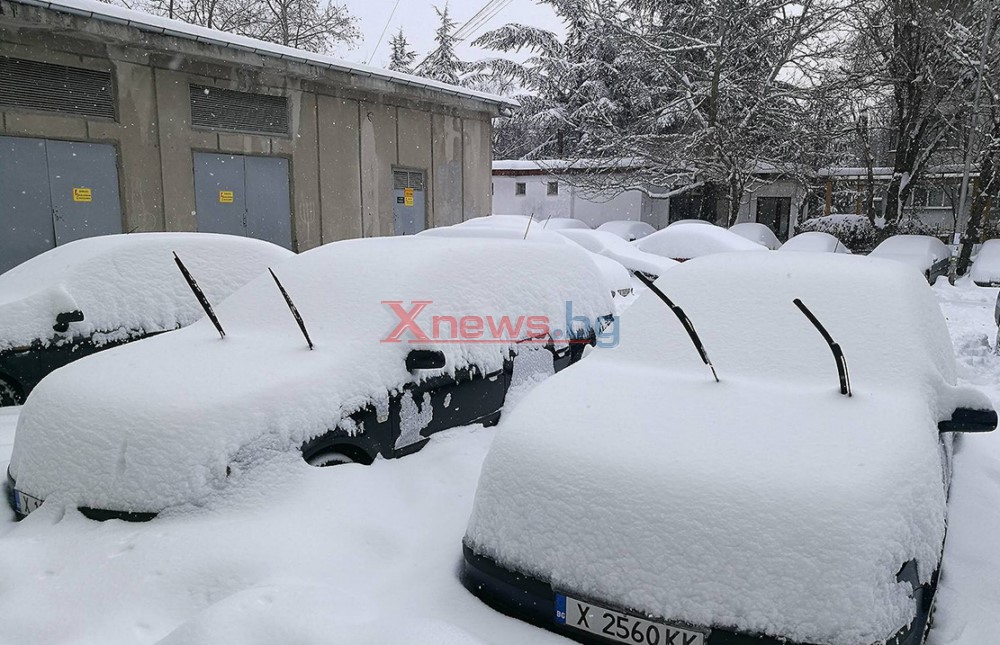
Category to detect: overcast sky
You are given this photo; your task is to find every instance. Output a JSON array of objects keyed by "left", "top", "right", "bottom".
[{"left": 340, "top": 0, "right": 564, "bottom": 68}]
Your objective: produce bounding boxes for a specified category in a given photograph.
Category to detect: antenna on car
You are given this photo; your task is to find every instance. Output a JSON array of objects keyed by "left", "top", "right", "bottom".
[
  {"left": 269, "top": 268, "right": 314, "bottom": 350},
  {"left": 634, "top": 272, "right": 719, "bottom": 382},
  {"left": 793, "top": 298, "right": 851, "bottom": 397},
  {"left": 523, "top": 212, "right": 535, "bottom": 240},
  {"left": 173, "top": 252, "right": 225, "bottom": 339}
]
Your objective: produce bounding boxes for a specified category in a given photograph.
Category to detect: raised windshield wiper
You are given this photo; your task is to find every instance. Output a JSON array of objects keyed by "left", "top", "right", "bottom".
[
  {"left": 634, "top": 272, "right": 719, "bottom": 383},
  {"left": 793, "top": 298, "right": 851, "bottom": 397},
  {"left": 269, "top": 268, "right": 314, "bottom": 350},
  {"left": 174, "top": 252, "right": 225, "bottom": 339}
]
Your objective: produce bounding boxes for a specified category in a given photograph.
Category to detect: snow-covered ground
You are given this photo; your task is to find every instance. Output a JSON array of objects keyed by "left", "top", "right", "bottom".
[{"left": 0, "top": 279, "right": 999, "bottom": 644}]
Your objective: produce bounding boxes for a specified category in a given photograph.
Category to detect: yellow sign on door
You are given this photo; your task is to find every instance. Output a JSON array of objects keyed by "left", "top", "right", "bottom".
[
  {"left": 219, "top": 190, "right": 235, "bottom": 204},
  {"left": 404, "top": 188, "right": 415, "bottom": 207},
  {"left": 72, "top": 187, "right": 92, "bottom": 203}
]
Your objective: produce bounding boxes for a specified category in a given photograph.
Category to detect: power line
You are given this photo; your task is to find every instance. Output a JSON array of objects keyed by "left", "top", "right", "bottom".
[
  {"left": 413, "top": 0, "right": 512, "bottom": 74},
  {"left": 366, "top": 0, "right": 402, "bottom": 65}
]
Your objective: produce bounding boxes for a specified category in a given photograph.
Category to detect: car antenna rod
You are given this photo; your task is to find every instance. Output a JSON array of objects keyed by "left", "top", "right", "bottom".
[
  {"left": 173, "top": 252, "right": 225, "bottom": 339},
  {"left": 793, "top": 298, "right": 851, "bottom": 397},
  {"left": 269, "top": 268, "right": 314, "bottom": 350},
  {"left": 634, "top": 272, "right": 719, "bottom": 382}
]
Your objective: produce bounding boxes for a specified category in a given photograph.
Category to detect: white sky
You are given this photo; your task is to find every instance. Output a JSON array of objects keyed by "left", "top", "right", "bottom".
[{"left": 339, "top": 0, "right": 564, "bottom": 67}]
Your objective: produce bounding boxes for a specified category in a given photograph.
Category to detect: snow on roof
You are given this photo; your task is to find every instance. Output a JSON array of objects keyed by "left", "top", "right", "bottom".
[
  {"left": 729, "top": 222, "right": 781, "bottom": 250},
  {"left": 596, "top": 220, "right": 656, "bottom": 241},
  {"left": 870, "top": 235, "right": 951, "bottom": 272},
  {"left": 970, "top": 239, "right": 1000, "bottom": 286},
  {"left": 779, "top": 231, "right": 852, "bottom": 254},
  {"left": 9, "top": 236, "right": 614, "bottom": 513},
  {"left": 637, "top": 224, "right": 768, "bottom": 260},
  {"left": 12, "top": 0, "right": 517, "bottom": 110},
  {"left": 557, "top": 229, "right": 678, "bottom": 277},
  {"left": 0, "top": 233, "right": 293, "bottom": 350},
  {"left": 492, "top": 158, "right": 646, "bottom": 173},
  {"left": 466, "top": 252, "right": 979, "bottom": 645}
]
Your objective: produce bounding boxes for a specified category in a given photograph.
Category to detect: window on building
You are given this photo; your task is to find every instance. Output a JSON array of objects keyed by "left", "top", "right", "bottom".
[
  {"left": 515, "top": 182, "right": 527, "bottom": 196},
  {"left": 547, "top": 181, "right": 559, "bottom": 196}
]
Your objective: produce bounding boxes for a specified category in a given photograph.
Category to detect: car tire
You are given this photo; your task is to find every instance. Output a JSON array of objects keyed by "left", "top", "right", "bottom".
[
  {"left": 0, "top": 378, "right": 23, "bottom": 407},
  {"left": 305, "top": 450, "right": 356, "bottom": 467}
]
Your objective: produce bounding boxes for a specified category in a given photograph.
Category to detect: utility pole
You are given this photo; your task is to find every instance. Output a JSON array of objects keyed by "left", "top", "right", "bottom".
[{"left": 952, "top": 1, "right": 994, "bottom": 283}]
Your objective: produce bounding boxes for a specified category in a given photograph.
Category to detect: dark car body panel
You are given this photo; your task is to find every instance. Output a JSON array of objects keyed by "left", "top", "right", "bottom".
[{"left": 460, "top": 545, "right": 932, "bottom": 645}]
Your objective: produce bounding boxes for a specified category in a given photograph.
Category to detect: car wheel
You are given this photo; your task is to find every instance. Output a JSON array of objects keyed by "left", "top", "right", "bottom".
[
  {"left": 306, "top": 450, "right": 356, "bottom": 467},
  {"left": 0, "top": 378, "right": 23, "bottom": 407}
]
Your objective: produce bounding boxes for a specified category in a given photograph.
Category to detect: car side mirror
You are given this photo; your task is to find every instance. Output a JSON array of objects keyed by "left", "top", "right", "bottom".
[
  {"left": 939, "top": 407, "right": 998, "bottom": 434},
  {"left": 53, "top": 310, "right": 85, "bottom": 333},
  {"left": 406, "top": 349, "right": 446, "bottom": 372}
]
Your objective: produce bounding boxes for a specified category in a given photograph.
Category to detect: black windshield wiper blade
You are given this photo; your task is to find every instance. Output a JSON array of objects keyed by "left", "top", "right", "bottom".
[
  {"left": 174, "top": 252, "right": 225, "bottom": 339},
  {"left": 793, "top": 298, "right": 851, "bottom": 397},
  {"left": 269, "top": 268, "right": 314, "bottom": 350},
  {"left": 634, "top": 272, "right": 718, "bottom": 383}
]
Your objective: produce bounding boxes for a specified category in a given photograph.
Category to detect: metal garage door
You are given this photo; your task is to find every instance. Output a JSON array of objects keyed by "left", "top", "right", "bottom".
[
  {"left": 193, "top": 152, "right": 292, "bottom": 249},
  {"left": 0, "top": 136, "right": 122, "bottom": 274},
  {"left": 393, "top": 169, "right": 426, "bottom": 236}
]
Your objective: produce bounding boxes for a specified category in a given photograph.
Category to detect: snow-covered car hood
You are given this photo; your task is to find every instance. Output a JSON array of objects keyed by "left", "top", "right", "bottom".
[
  {"left": 465, "top": 252, "right": 986, "bottom": 645},
  {"left": 9, "top": 237, "right": 613, "bottom": 513},
  {"left": 0, "top": 233, "right": 293, "bottom": 351}
]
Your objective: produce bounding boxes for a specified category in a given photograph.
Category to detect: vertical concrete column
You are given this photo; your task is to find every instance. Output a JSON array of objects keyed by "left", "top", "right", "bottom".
[
  {"left": 104, "top": 61, "right": 163, "bottom": 232},
  {"left": 274, "top": 91, "right": 321, "bottom": 251},
  {"left": 359, "top": 103, "right": 397, "bottom": 237},
  {"left": 462, "top": 117, "right": 492, "bottom": 220},
  {"left": 317, "top": 94, "right": 362, "bottom": 241},
  {"left": 431, "top": 113, "right": 463, "bottom": 227}
]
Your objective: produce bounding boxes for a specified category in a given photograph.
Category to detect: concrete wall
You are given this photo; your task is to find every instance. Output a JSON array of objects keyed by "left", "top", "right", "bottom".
[{"left": 0, "top": 1, "right": 498, "bottom": 253}]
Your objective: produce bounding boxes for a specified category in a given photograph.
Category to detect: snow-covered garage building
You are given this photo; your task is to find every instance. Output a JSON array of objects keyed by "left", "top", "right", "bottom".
[{"left": 0, "top": 0, "right": 513, "bottom": 272}]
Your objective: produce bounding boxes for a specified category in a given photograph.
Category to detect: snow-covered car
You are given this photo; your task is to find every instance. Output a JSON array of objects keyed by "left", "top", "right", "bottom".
[
  {"left": 458, "top": 214, "right": 539, "bottom": 229},
  {"left": 667, "top": 218, "right": 715, "bottom": 227},
  {"left": 461, "top": 252, "right": 996, "bottom": 645},
  {"left": 970, "top": 239, "right": 1000, "bottom": 287},
  {"left": 538, "top": 218, "right": 591, "bottom": 230},
  {"left": 556, "top": 229, "right": 678, "bottom": 278},
  {"left": 597, "top": 220, "right": 656, "bottom": 241},
  {"left": 0, "top": 233, "right": 293, "bottom": 406},
  {"left": 637, "top": 224, "right": 768, "bottom": 261},
  {"left": 6, "top": 237, "right": 615, "bottom": 521},
  {"left": 420, "top": 225, "right": 635, "bottom": 300},
  {"left": 780, "top": 231, "right": 852, "bottom": 254},
  {"left": 729, "top": 222, "right": 781, "bottom": 250},
  {"left": 869, "top": 235, "right": 951, "bottom": 284}
]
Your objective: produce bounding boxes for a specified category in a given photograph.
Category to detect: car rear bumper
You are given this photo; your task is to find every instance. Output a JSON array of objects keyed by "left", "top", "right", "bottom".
[
  {"left": 460, "top": 543, "right": 928, "bottom": 645},
  {"left": 6, "top": 467, "right": 156, "bottom": 522}
]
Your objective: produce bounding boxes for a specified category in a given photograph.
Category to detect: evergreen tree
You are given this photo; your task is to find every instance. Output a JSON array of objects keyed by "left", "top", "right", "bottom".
[
  {"left": 387, "top": 28, "right": 417, "bottom": 74},
  {"left": 421, "top": 5, "right": 464, "bottom": 85}
]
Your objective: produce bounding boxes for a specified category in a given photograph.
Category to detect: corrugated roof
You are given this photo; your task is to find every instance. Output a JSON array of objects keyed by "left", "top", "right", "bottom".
[{"left": 9, "top": 0, "right": 519, "bottom": 110}]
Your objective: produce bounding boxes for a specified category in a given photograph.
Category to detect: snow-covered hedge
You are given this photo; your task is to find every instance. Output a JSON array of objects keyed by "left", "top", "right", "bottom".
[{"left": 795, "top": 214, "right": 878, "bottom": 250}]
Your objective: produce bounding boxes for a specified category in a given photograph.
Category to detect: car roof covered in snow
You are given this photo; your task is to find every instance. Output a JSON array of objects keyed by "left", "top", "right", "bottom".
[
  {"left": 10, "top": 236, "right": 614, "bottom": 513},
  {"left": 729, "top": 222, "right": 781, "bottom": 250},
  {"left": 970, "top": 239, "right": 1000, "bottom": 285},
  {"left": 779, "top": 231, "right": 852, "bottom": 254},
  {"left": 536, "top": 218, "right": 591, "bottom": 230},
  {"left": 456, "top": 215, "right": 539, "bottom": 229},
  {"left": 557, "top": 229, "right": 678, "bottom": 277},
  {"left": 0, "top": 233, "right": 293, "bottom": 350},
  {"left": 465, "top": 252, "right": 984, "bottom": 645},
  {"left": 636, "top": 224, "right": 768, "bottom": 260},
  {"left": 870, "top": 234, "right": 950, "bottom": 272},
  {"left": 597, "top": 220, "right": 656, "bottom": 241}
]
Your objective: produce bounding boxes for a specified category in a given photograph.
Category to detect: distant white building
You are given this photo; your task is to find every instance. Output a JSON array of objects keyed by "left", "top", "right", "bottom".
[{"left": 492, "top": 160, "right": 805, "bottom": 239}]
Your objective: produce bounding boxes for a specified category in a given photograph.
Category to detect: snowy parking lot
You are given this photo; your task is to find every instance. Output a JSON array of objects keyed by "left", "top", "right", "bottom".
[{"left": 1, "top": 280, "right": 1000, "bottom": 645}]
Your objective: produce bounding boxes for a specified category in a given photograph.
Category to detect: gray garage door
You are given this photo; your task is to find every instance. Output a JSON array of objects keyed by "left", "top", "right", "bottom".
[
  {"left": 193, "top": 152, "right": 292, "bottom": 249},
  {"left": 0, "top": 136, "right": 122, "bottom": 274},
  {"left": 393, "top": 169, "right": 426, "bottom": 236}
]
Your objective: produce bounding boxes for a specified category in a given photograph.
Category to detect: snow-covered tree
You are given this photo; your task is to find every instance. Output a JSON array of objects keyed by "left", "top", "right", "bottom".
[
  {"left": 421, "top": 5, "right": 465, "bottom": 85},
  {"left": 387, "top": 29, "right": 417, "bottom": 74}
]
